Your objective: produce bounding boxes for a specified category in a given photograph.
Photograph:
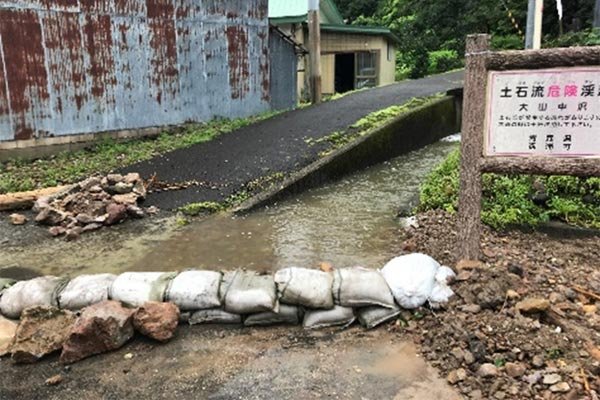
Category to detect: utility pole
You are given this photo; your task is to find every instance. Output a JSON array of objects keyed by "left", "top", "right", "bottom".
[
  {"left": 525, "top": 0, "right": 543, "bottom": 49},
  {"left": 308, "top": 0, "right": 322, "bottom": 104},
  {"left": 594, "top": 0, "right": 600, "bottom": 28}
]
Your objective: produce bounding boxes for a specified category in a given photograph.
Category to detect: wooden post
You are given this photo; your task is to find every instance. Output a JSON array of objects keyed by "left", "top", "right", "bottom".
[
  {"left": 308, "top": 0, "right": 322, "bottom": 104},
  {"left": 457, "top": 34, "right": 490, "bottom": 261}
]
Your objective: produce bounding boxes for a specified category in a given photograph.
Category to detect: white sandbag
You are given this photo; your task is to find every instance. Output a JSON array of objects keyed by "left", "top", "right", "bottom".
[
  {"left": 0, "top": 276, "right": 68, "bottom": 319},
  {"left": 165, "top": 270, "right": 222, "bottom": 311},
  {"left": 58, "top": 274, "right": 116, "bottom": 310},
  {"left": 221, "top": 271, "right": 278, "bottom": 314},
  {"left": 380, "top": 253, "right": 440, "bottom": 309},
  {"left": 109, "top": 272, "right": 176, "bottom": 307},
  {"left": 303, "top": 306, "right": 355, "bottom": 329},
  {"left": 356, "top": 305, "right": 401, "bottom": 329},
  {"left": 189, "top": 309, "right": 242, "bottom": 325},
  {"left": 428, "top": 266, "right": 456, "bottom": 308},
  {"left": 244, "top": 305, "right": 302, "bottom": 327},
  {"left": 332, "top": 267, "right": 395, "bottom": 308},
  {"left": 274, "top": 267, "right": 333, "bottom": 309}
]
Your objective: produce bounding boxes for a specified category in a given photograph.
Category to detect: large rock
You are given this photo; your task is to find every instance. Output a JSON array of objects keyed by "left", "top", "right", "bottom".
[
  {"left": 10, "top": 306, "right": 76, "bottom": 363},
  {"left": 35, "top": 207, "right": 67, "bottom": 226},
  {"left": 0, "top": 316, "right": 17, "bottom": 356},
  {"left": 105, "top": 203, "right": 127, "bottom": 226},
  {"left": 516, "top": 298, "right": 550, "bottom": 314},
  {"left": 60, "top": 300, "right": 135, "bottom": 364},
  {"left": 133, "top": 302, "right": 179, "bottom": 342}
]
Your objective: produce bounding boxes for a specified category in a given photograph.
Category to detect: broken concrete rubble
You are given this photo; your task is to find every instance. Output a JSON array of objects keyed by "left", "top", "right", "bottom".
[{"left": 29, "top": 173, "right": 148, "bottom": 240}]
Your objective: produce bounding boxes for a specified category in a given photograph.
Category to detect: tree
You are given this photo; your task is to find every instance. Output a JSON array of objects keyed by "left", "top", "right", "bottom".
[{"left": 333, "top": 0, "right": 382, "bottom": 22}]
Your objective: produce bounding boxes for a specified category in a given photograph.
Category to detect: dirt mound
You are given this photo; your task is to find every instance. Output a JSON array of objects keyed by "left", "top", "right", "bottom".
[{"left": 400, "top": 210, "right": 600, "bottom": 399}]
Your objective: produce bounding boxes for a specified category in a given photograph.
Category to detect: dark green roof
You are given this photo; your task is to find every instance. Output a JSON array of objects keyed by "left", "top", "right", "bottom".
[{"left": 320, "top": 24, "right": 401, "bottom": 44}]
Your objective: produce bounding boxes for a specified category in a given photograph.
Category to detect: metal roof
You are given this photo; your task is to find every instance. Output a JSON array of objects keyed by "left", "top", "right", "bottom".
[{"left": 268, "top": 0, "right": 344, "bottom": 25}]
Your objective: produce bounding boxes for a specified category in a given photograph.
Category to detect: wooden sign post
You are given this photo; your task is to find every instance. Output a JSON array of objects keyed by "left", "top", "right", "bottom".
[{"left": 457, "top": 34, "right": 600, "bottom": 260}]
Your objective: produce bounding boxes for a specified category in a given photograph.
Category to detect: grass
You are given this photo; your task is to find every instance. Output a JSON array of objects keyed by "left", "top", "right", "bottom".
[
  {"left": 419, "top": 149, "right": 600, "bottom": 230},
  {"left": 306, "top": 94, "right": 444, "bottom": 157},
  {"left": 178, "top": 202, "right": 225, "bottom": 216},
  {"left": 0, "top": 111, "right": 281, "bottom": 194}
]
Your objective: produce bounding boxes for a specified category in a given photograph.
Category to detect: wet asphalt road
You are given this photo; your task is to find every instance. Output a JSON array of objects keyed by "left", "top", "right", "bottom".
[{"left": 122, "top": 71, "right": 464, "bottom": 210}]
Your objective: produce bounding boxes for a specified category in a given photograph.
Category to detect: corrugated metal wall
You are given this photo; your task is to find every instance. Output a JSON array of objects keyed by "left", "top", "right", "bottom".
[
  {"left": 268, "top": 29, "right": 297, "bottom": 111},
  {"left": 0, "top": 0, "right": 271, "bottom": 142}
]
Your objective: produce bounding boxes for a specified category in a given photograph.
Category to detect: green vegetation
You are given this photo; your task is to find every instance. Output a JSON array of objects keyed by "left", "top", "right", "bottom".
[
  {"left": 308, "top": 95, "right": 443, "bottom": 156},
  {"left": 343, "top": 0, "right": 599, "bottom": 79},
  {"left": 419, "top": 149, "right": 600, "bottom": 230},
  {"left": 178, "top": 202, "right": 225, "bottom": 216},
  {"left": 0, "top": 111, "right": 280, "bottom": 194}
]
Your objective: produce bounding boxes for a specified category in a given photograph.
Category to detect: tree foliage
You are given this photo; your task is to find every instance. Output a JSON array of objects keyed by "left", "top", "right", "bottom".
[{"left": 337, "top": 0, "right": 599, "bottom": 78}]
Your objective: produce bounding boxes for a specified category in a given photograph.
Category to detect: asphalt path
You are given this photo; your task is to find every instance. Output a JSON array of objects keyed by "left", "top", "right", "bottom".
[{"left": 122, "top": 71, "right": 464, "bottom": 210}]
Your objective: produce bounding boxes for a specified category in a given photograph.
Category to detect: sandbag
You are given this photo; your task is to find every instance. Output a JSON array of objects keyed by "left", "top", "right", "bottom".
[
  {"left": 189, "top": 309, "right": 242, "bottom": 325},
  {"left": 428, "top": 266, "right": 456, "bottom": 308},
  {"left": 381, "top": 253, "right": 440, "bottom": 309},
  {"left": 109, "top": 272, "right": 176, "bottom": 307},
  {"left": 356, "top": 305, "right": 401, "bottom": 329},
  {"left": 0, "top": 276, "right": 68, "bottom": 319},
  {"left": 274, "top": 267, "right": 334, "bottom": 309},
  {"left": 58, "top": 274, "right": 116, "bottom": 310},
  {"left": 165, "top": 270, "right": 222, "bottom": 311},
  {"left": 244, "top": 305, "right": 302, "bottom": 327},
  {"left": 332, "top": 267, "right": 395, "bottom": 308},
  {"left": 303, "top": 306, "right": 355, "bottom": 329},
  {"left": 220, "top": 271, "right": 277, "bottom": 314}
]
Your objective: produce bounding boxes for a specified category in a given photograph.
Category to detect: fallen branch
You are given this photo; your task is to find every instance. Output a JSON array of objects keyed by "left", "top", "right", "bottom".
[
  {"left": 573, "top": 286, "right": 600, "bottom": 302},
  {"left": 0, "top": 185, "right": 73, "bottom": 212}
]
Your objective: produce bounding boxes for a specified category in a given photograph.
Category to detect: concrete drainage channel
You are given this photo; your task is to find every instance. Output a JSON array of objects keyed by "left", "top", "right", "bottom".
[
  {"left": 235, "top": 93, "right": 462, "bottom": 213},
  {"left": 0, "top": 254, "right": 454, "bottom": 365}
]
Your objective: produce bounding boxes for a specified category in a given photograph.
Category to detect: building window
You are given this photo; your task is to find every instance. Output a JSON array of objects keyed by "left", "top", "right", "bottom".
[{"left": 355, "top": 51, "right": 377, "bottom": 89}]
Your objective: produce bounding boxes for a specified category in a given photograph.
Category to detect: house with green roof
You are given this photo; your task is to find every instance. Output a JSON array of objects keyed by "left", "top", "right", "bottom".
[{"left": 269, "top": 0, "right": 399, "bottom": 98}]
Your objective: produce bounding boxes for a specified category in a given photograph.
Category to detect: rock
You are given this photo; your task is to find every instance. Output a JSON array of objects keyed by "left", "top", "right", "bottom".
[
  {"left": 476, "top": 281, "right": 506, "bottom": 310},
  {"left": 60, "top": 300, "right": 135, "bottom": 364},
  {"left": 146, "top": 206, "right": 159, "bottom": 215},
  {"left": 447, "top": 368, "right": 467, "bottom": 384},
  {"left": 548, "top": 292, "right": 564, "bottom": 304},
  {"left": 132, "top": 180, "right": 147, "bottom": 199},
  {"left": 123, "top": 352, "right": 133, "bottom": 360},
  {"left": 532, "top": 354, "right": 545, "bottom": 368},
  {"left": 582, "top": 305, "right": 597, "bottom": 314},
  {"left": 0, "top": 316, "right": 17, "bottom": 356},
  {"left": 113, "top": 182, "right": 134, "bottom": 194},
  {"left": 508, "top": 264, "right": 524, "bottom": 277},
  {"left": 506, "top": 290, "right": 520, "bottom": 300},
  {"left": 523, "top": 372, "right": 541, "bottom": 385},
  {"left": 35, "top": 207, "right": 67, "bottom": 226},
  {"left": 10, "top": 306, "right": 76, "bottom": 364},
  {"left": 462, "top": 304, "right": 481, "bottom": 314},
  {"left": 549, "top": 382, "right": 570, "bottom": 393},
  {"left": 477, "top": 363, "right": 499, "bottom": 377},
  {"left": 133, "top": 302, "right": 179, "bottom": 342},
  {"left": 81, "top": 223, "right": 103, "bottom": 233},
  {"left": 45, "top": 375, "right": 63, "bottom": 386},
  {"left": 49, "top": 226, "right": 67, "bottom": 237},
  {"left": 463, "top": 351, "right": 476, "bottom": 365},
  {"left": 79, "top": 177, "right": 102, "bottom": 191},
  {"left": 33, "top": 197, "right": 50, "bottom": 213},
  {"left": 105, "top": 203, "right": 127, "bottom": 226},
  {"left": 456, "top": 259, "right": 483, "bottom": 271},
  {"left": 505, "top": 362, "right": 526, "bottom": 378},
  {"left": 9, "top": 213, "right": 27, "bottom": 225},
  {"left": 76, "top": 213, "right": 94, "bottom": 225},
  {"left": 112, "top": 193, "right": 139, "bottom": 205},
  {"left": 123, "top": 173, "right": 141, "bottom": 184},
  {"left": 64, "top": 227, "right": 82, "bottom": 242},
  {"left": 543, "top": 374, "right": 562, "bottom": 385},
  {"left": 451, "top": 347, "right": 465, "bottom": 361},
  {"left": 516, "top": 298, "right": 550, "bottom": 314},
  {"left": 106, "top": 174, "right": 124, "bottom": 185}
]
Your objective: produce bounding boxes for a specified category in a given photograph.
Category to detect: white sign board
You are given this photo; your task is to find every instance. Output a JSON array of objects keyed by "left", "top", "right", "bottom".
[{"left": 485, "top": 66, "right": 600, "bottom": 158}]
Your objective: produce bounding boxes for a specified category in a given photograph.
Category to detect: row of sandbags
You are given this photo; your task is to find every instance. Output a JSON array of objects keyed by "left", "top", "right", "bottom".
[{"left": 0, "top": 253, "right": 456, "bottom": 329}]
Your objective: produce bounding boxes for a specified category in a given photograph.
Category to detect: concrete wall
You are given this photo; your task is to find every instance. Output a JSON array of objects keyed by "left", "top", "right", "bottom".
[
  {"left": 0, "top": 0, "right": 270, "bottom": 145},
  {"left": 236, "top": 95, "right": 462, "bottom": 212}
]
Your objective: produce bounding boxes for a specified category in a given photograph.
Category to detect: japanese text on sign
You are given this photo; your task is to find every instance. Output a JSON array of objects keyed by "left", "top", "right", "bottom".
[{"left": 485, "top": 67, "right": 600, "bottom": 157}]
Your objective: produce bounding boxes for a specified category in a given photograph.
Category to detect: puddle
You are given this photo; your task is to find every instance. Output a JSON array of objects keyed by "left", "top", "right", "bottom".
[
  {"left": 0, "top": 139, "right": 458, "bottom": 277},
  {"left": 129, "top": 139, "right": 458, "bottom": 272}
]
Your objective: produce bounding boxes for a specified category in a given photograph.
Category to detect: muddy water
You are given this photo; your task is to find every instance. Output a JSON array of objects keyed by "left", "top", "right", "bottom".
[
  {"left": 129, "top": 139, "right": 458, "bottom": 272},
  {"left": 0, "top": 138, "right": 458, "bottom": 278}
]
